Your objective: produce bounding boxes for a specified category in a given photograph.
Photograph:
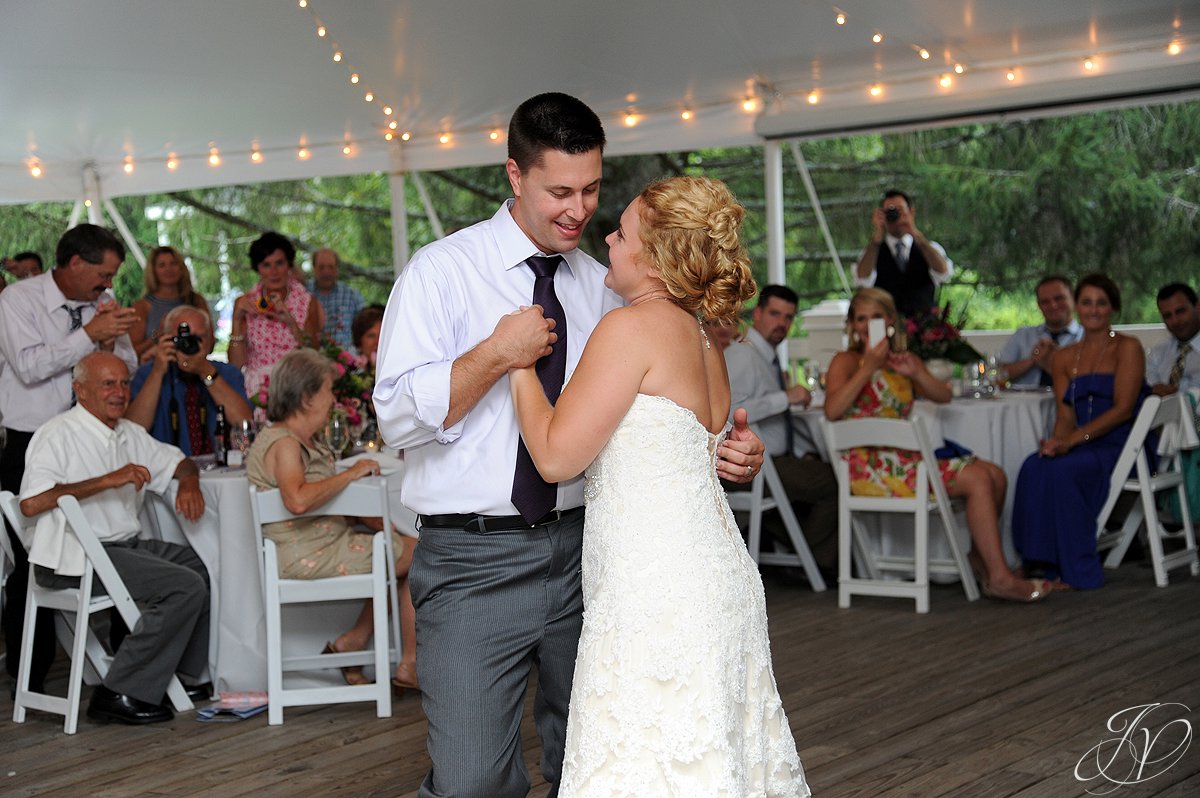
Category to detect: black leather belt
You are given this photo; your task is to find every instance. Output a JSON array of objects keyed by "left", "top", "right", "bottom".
[{"left": 418, "top": 506, "right": 584, "bottom": 533}]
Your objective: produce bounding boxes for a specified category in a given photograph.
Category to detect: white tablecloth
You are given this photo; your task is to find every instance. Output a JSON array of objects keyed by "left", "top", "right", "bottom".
[
  {"left": 147, "top": 452, "right": 415, "bottom": 692},
  {"left": 795, "top": 391, "right": 1057, "bottom": 566}
]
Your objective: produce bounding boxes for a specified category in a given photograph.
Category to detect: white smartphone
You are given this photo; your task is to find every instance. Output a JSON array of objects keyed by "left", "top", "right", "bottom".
[{"left": 868, "top": 318, "right": 887, "bottom": 348}]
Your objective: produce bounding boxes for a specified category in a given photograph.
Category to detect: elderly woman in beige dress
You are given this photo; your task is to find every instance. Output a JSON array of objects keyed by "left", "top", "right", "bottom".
[{"left": 246, "top": 349, "right": 418, "bottom": 691}]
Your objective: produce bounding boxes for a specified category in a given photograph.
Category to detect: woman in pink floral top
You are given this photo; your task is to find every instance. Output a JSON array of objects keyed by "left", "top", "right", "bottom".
[
  {"left": 228, "top": 232, "right": 324, "bottom": 396},
  {"left": 823, "top": 288, "right": 1050, "bottom": 602}
]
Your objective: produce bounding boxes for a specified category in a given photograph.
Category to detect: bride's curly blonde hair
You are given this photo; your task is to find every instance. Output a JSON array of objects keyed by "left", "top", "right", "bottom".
[{"left": 636, "top": 176, "right": 756, "bottom": 324}]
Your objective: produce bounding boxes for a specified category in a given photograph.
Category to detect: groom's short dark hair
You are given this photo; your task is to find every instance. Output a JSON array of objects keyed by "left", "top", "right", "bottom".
[{"left": 508, "top": 92, "right": 606, "bottom": 172}]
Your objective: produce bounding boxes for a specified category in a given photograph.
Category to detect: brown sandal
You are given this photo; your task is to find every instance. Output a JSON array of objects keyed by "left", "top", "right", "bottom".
[{"left": 322, "top": 641, "right": 370, "bottom": 686}]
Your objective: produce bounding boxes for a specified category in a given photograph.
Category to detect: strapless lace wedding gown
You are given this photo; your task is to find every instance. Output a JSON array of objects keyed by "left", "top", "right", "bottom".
[{"left": 560, "top": 394, "right": 810, "bottom": 797}]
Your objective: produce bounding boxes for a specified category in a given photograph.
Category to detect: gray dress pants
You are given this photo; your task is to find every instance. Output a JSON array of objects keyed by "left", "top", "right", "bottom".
[
  {"left": 412, "top": 512, "right": 584, "bottom": 798},
  {"left": 36, "top": 537, "right": 210, "bottom": 705}
]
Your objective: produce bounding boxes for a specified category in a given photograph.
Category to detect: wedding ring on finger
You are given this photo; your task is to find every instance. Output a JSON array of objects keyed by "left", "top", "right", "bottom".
[{"left": 745, "top": 464, "right": 753, "bottom": 476}]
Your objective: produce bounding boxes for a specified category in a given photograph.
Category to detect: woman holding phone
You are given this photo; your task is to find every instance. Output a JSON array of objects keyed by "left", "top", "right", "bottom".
[{"left": 823, "top": 288, "right": 1049, "bottom": 603}]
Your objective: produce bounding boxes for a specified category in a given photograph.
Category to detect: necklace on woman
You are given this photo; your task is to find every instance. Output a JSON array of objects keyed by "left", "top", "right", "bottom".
[
  {"left": 1069, "top": 329, "right": 1116, "bottom": 436},
  {"left": 630, "top": 291, "right": 675, "bottom": 307}
]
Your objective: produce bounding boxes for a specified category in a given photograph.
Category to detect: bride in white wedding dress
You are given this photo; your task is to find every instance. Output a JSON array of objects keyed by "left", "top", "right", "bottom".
[{"left": 510, "top": 176, "right": 810, "bottom": 797}]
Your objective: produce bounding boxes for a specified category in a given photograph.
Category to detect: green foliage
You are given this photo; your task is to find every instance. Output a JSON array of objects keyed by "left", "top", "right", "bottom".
[{"left": 2, "top": 102, "right": 1196, "bottom": 329}]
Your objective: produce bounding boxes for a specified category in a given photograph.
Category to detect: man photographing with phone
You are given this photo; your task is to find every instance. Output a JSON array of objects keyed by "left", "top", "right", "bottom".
[
  {"left": 854, "top": 189, "right": 953, "bottom": 317},
  {"left": 126, "top": 305, "right": 252, "bottom": 456}
]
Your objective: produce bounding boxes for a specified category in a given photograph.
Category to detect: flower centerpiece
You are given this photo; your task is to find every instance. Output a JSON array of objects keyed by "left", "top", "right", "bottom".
[
  {"left": 320, "top": 339, "right": 375, "bottom": 445},
  {"left": 902, "top": 303, "right": 983, "bottom": 365}
]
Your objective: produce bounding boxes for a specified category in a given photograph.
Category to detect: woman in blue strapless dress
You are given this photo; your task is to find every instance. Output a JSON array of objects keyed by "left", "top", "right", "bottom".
[{"left": 1012, "top": 274, "right": 1149, "bottom": 589}]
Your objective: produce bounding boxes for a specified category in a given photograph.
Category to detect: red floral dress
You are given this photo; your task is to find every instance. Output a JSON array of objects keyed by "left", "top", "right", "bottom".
[
  {"left": 841, "top": 369, "right": 973, "bottom": 497},
  {"left": 244, "top": 279, "right": 313, "bottom": 396}
]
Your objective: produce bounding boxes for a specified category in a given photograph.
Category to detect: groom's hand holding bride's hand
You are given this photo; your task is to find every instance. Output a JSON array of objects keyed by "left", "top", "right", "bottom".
[
  {"left": 717, "top": 408, "right": 765, "bottom": 484},
  {"left": 493, "top": 305, "right": 558, "bottom": 370}
]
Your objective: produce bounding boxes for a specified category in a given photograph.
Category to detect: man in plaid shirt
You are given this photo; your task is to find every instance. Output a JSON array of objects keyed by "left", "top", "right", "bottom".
[{"left": 308, "top": 247, "right": 364, "bottom": 348}]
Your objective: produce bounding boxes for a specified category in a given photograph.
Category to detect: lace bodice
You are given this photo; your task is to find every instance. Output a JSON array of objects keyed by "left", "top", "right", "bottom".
[{"left": 561, "top": 393, "right": 809, "bottom": 797}]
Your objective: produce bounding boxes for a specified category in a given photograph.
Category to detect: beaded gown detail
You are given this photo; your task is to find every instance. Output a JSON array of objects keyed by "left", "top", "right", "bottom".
[{"left": 559, "top": 393, "right": 809, "bottom": 798}]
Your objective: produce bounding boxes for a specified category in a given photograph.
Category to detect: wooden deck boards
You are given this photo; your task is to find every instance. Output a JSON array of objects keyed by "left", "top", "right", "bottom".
[{"left": 2, "top": 562, "right": 1197, "bottom": 797}]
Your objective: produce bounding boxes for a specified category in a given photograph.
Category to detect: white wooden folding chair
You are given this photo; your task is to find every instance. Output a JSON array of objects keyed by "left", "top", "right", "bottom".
[
  {"left": 0, "top": 492, "right": 193, "bottom": 733},
  {"left": 822, "top": 416, "right": 980, "bottom": 613},
  {"left": 725, "top": 456, "right": 826, "bottom": 592},
  {"left": 0, "top": 506, "right": 14, "bottom": 672},
  {"left": 248, "top": 477, "right": 399, "bottom": 725},
  {"left": 1096, "top": 394, "right": 1200, "bottom": 587}
]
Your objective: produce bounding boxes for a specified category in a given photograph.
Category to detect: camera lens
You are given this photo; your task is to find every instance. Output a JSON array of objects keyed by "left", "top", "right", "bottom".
[
  {"left": 173, "top": 322, "right": 201, "bottom": 355},
  {"left": 884, "top": 207, "right": 900, "bottom": 222}
]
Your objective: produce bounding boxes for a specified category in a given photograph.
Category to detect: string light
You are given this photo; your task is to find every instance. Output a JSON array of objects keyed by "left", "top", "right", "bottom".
[
  {"left": 834, "top": 9, "right": 846, "bottom": 25},
  {"left": 383, "top": 105, "right": 393, "bottom": 115},
  {"left": 384, "top": 131, "right": 394, "bottom": 141},
  {"left": 401, "top": 131, "right": 411, "bottom": 141},
  {"left": 298, "top": 146, "right": 311, "bottom": 160},
  {"left": 807, "top": 90, "right": 820, "bottom": 105},
  {"left": 938, "top": 74, "right": 953, "bottom": 88},
  {"left": 741, "top": 97, "right": 758, "bottom": 113},
  {"left": 364, "top": 91, "right": 374, "bottom": 102},
  {"left": 208, "top": 147, "right": 221, "bottom": 167},
  {"left": 1006, "top": 69, "right": 1017, "bottom": 82},
  {"left": 438, "top": 132, "right": 451, "bottom": 144},
  {"left": 333, "top": 51, "right": 342, "bottom": 62},
  {"left": 297, "top": 0, "right": 307, "bottom": 7},
  {"left": 872, "top": 33, "right": 883, "bottom": 44},
  {"left": 917, "top": 47, "right": 931, "bottom": 60},
  {"left": 29, "top": 160, "right": 43, "bottom": 178},
  {"left": 342, "top": 144, "right": 353, "bottom": 156},
  {"left": 166, "top": 153, "right": 179, "bottom": 171},
  {"left": 251, "top": 149, "right": 263, "bottom": 163},
  {"left": 868, "top": 83, "right": 883, "bottom": 97},
  {"left": 350, "top": 73, "right": 360, "bottom": 84},
  {"left": 680, "top": 108, "right": 693, "bottom": 121},
  {"left": 1084, "top": 56, "right": 1096, "bottom": 71},
  {"left": 388, "top": 120, "right": 398, "bottom": 129},
  {"left": 489, "top": 128, "right": 502, "bottom": 140},
  {"left": 954, "top": 63, "right": 965, "bottom": 74},
  {"left": 623, "top": 112, "right": 638, "bottom": 127},
  {"left": 1167, "top": 40, "right": 1182, "bottom": 55},
  {"left": 316, "top": 25, "right": 326, "bottom": 38},
  {"left": 123, "top": 157, "right": 134, "bottom": 174}
]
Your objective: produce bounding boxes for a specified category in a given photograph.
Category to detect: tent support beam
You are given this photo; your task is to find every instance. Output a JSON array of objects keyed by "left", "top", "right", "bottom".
[
  {"left": 388, "top": 171, "right": 409, "bottom": 278},
  {"left": 787, "top": 142, "right": 851, "bottom": 297},
  {"left": 74, "top": 164, "right": 146, "bottom": 268},
  {"left": 764, "top": 141, "right": 784, "bottom": 288},
  {"left": 410, "top": 172, "right": 444, "bottom": 241}
]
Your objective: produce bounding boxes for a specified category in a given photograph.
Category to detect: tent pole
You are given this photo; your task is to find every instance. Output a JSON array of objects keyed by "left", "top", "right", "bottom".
[
  {"left": 788, "top": 141, "right": 852, "bottom": 297},
  {"left": 410, "top": 172, "right": 445, "bottom": 241},
  {"left": 102, "top": 197, "right": 147, "bottom": 269},
  {"left": 764, "top": 141, "right": 784, "bottom": 288},
  {"left": 67, "top": 200, "right": 84, "bottom": 229},
  {"left": 388, "top": 170, "right": 409, "bottom": 278}
]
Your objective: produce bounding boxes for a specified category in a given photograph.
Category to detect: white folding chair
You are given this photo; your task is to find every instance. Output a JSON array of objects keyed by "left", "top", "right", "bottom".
[
  {"left": 1096, "top": 394, "right": 1200, "bottom": 587},
  {"left": 822, "top": 416, "right": 980, "bottom": 613},
  {"left": 248, "top": 477, "right": 399, "bottom": 725},
  {"left": 0, "top": 507, "right": 15, "bottom": 672},
  {"left": 726, "top": 456, "right": 827, "bottom": 592},
  {"left": 0, "top": 492, "right": 193, "bottom": 734}
]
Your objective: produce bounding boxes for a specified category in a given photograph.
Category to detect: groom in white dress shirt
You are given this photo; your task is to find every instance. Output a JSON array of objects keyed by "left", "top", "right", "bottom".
[{"left": 374, "top": 93, "right": 764, "bottom": 798}]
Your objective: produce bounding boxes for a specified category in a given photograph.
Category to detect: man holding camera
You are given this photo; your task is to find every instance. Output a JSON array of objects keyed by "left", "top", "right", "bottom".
[
  {"left": 854, "top": 189, "right": 953, "bottom": 317},
  {"left": 126, "top": 306, "right": 251, "bottom": 456}
]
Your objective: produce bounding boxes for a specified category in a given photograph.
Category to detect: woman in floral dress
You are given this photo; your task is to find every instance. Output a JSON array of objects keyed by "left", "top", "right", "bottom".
[{"left": 823, "top": 288, "right": 1051, "bottom": 602}]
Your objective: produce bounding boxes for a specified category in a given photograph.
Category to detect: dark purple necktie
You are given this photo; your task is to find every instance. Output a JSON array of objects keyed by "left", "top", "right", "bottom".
[{"left": 511, "top": 255, "right": 567, "bottom": 523}]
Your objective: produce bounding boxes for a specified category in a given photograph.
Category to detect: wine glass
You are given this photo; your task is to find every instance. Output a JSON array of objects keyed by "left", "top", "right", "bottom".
[{"left": 327, "top": 416, "right": 347, "bottom": 456}]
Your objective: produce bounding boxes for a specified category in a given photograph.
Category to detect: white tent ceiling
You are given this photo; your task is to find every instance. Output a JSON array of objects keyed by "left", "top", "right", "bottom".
[{"left": 3, "top": 0, "right": 1198, "bottom": 204}]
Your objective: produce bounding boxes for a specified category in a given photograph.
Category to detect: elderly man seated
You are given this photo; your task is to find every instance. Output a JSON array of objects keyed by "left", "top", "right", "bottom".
[
  {"left": 126, "top": 305, "right": 251, "bottom": 455},
  {"left": 20, "top": 352, "right": 210, "bottom": 724}
]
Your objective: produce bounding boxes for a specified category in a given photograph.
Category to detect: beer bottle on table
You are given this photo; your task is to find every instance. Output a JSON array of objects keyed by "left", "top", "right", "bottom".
[{"left": 214, "top": 405, "right": 229, "bottom": 467}]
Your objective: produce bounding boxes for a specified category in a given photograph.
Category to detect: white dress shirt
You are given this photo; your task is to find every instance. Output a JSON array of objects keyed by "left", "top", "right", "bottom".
[
  {"left": 854, "top": 233, "right": 954, "bottom": 288},
  {"left": 1146, "top": 330, "right": 1200, "bottom": 392},
  {"left": 20, "top": 404, "right": 185, "bottom": 576},
  {"left": 374, "top": 201, "right": 623, "bottom": 515},
  {"left": 723, "top": 328, "right": 811, "bottom": 458},
  {"left": 997, "top": 320, "right": 1085, "bottom": 387},
  {"left": 0, "top": 272, "right": 136, "bottom": 432}
]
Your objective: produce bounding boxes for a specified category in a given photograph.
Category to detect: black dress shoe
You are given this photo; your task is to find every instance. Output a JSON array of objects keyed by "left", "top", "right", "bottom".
[
  {"left": 87, "top": 686, "right": 173, "bottom": 725},
  {"left": 183, "top": 682, "right": 213, "bottom": 702}
]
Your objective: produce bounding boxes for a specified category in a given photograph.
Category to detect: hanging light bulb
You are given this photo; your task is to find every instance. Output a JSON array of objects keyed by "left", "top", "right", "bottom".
[
  {"left": 365, "top": 91, "right": 374, "bottom": 102},
  {"left": 872, "top": 33, "right": 883, "bottom": 44},
  {"left": 208, "top": 147, "right": 221, "bottom": 167},
  {"left": 29, "top": 160, "right": 43, "bottom": 178},
  {"left": 624, "top": 112, "right": 638, "bottom": 127},
  {"left": 401, "top": 131, "right": 412, "bottom": 141},
  {"left": 938, "top": 74, "right": 953, "bottom": 88},
  {"left": 316, "top": 24, "right": 326, "bottom": 38},
  {"left": 954, "top": 63, "right": 965, "bottom": 74},
  {"left": 298, "top": 0, "right": 307, "bottom": 7},
  {"left": 166, "top": 153, "right": 179, "bottom": 171},
  {"left": 835, "top": 10, "right": 846, "bottom": 25},
  {"left": 251, "top": 149, "right": 263, "bottom": 163},
  {"left": 388, "top": 120, "right": 398, "bottom": 130},
  {"left": 297, "top": 146, "right": 311, "bottom": 160},
  {"left": 1006, "top": 69, "right": 1017, "bottom": 82},
  {"left": 123, "top": 157, "right": 134, "bottom": 174},
  {"left": 806, "top": 90, "right": 820, "bottom": 105},
  {"left": 868, "top": 83, "right": 883, "bottom": 97},
  {"left": 333, "top": 51, "right": 342, "bottom": 62},
  {"left": 680, "top": 108, "right": 693, "bottom": 121},
  {"left": 384, "top": 131, "right": 394, "bottom": 141},
  {"left": 342, "top": 144, "right": 353, "bottom": 156},
  {"left": 383, "top": 105, "right": 393, "bottom": 116},
  {"left": 438, "top": 132, "right": 451, "bottom": 144},
  {"left": 1084, "top": 56, "right": 1096, "bottom": 71},
  {"left": 741, "top": 97, "right": 759, "bottom": 113},
  {"left": 917, "top": 47, "right": 931, "bottom": 60},
  {"left": 350, "top": 73, "right": 360, "bottom": 84},
  {"left": 1167, "top": 40, "right": 1182, "bottom": 56},
  {"left": 489, "top": 128, "right": 502, "bottom": 140}
]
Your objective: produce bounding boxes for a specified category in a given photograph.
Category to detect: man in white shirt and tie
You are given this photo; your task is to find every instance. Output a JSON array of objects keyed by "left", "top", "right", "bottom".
[
  {"left": 854, "top": 189, "right": 953, "bottom": 317},
  {"left": 374, "top": 92, "right": 765, "bottom": 798},
  {"left": 1147, "top": 282, "right": 1200, "bottom": 395},
  {"left": 0, "top": 224, "right": 138, "bottom": 696},
  {"left": 997, "top": 275, "right": 1085, "bottom": 388}
]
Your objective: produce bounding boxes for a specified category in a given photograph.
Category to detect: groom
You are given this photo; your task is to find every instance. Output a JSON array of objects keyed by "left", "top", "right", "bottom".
[{"left": 374, "top": 92, "right": 764, "bottom": 798}]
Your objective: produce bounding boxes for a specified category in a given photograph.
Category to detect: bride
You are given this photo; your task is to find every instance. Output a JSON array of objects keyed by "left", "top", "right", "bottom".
[{"left": 510, "top": 176, "right": 810, "bottom": 796}]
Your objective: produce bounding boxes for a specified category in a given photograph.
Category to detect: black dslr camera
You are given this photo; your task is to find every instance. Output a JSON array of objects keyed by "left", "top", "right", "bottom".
[
  {"left": 172, "top": 322, "right": 202, "bottom": 356},
  {"left": 884, "top": 205, "right": 901, "bottom": 222}
]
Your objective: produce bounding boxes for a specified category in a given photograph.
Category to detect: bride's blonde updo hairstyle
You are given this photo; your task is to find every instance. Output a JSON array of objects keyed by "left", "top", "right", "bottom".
[{"left": 636, "top": 176, "right": 756, "bottom": 324}]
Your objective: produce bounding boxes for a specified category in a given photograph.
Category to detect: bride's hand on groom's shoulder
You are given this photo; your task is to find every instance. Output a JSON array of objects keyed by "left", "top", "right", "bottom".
[
  {"left": 490, "top": 305, "right": 557, "bottom": 370},
  {"left": 716, "top": 408, "right": 766, "bottom": 484}
]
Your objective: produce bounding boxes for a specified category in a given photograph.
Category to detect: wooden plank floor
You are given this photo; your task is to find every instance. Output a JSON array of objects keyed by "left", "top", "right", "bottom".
[{"left": 2, "top": 561, "right": 1198, "bottom": 797}]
